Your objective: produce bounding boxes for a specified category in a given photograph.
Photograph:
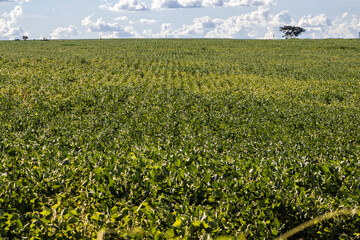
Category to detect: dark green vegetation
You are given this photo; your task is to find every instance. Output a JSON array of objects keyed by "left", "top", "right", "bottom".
[
  {"left": 279, "top": 26, "right": 306, "bottom": 39},
  {"left": 0, "top": 39, "right": 360, "bottom": 239}
]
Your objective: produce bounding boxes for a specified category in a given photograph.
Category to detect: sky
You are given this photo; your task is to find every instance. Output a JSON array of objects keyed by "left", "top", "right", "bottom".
[{"left": 1, "top": 0, "right": 360, "bottom": 40}]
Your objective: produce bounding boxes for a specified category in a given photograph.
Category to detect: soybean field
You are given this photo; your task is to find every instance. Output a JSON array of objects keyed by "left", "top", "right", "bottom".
[{"left": 0, "top": 39, "right": 360, "bottom": 239}]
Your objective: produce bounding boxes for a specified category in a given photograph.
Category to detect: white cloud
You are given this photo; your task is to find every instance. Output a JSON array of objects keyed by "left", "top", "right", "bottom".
[
  {"left": 50, "top": 25, "right": 78, "bottom": 39},
  {"left": 270, "top": 10, "right": 293, "bottom": 26},
  {"left": 151, "top": 0, "right": 182, "bottom": 9},
  {"left": 225, "top": 0, "right": 275, "bottom": 7},
  {"left": 99, "top": 0, "right": 148, "bottom": 11},
  {"left": 202, "top": 0, "right": 223, "bottom": 7},
  {"left": 205, "top": 6, "right": 271, "bottom": 38},
  {"left": 299, "top": 13, "right": 360, "bottom": 39},
  {"left": 82, "top": 15, "right": 138, "bottom": 38},
  {"left": 150, "top": 6, "right": 356, "bottom": 40},
  {"left": 98, "top": 0, "right": 275, "bottom": 10},
  {"left": 139, "top": 18, "right": 157, "bottom": 24},
  {"left": 151, "top": 0, "right": 222, "bottom": 9},
  {"left": 0, "top": 5, "right": 27, "bottom": 39},
  {"left": 95, "top": 3, "right": 360, "bottom": 40},
  {"left": 0, "top": 0, "right": 30, "bottom": 3},
  {"left": 100, "top": 26, "right": 140, "bottom": 38},
  {"left": 115, "top": 16, "right": 129, "bottom": 21},
  {"left": 82, "top": 15, "right": 125, "bottom": 32},
  {"left": 298, "top": 14, "right": 331, "bottom": 28},
  {"left": 265, "top": 10, "right": 294, "bottom": 39},
  {"left": 2, "top": 4, "right": 22, "bottom": 19},
  {"left": 150, "top": 7, "right": 272, "bottom": 38}
]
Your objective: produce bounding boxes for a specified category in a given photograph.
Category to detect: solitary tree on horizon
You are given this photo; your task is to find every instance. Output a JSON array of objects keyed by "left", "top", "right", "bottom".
[{"left": 279, "top": 26, "right": 306, "bottom": 39}]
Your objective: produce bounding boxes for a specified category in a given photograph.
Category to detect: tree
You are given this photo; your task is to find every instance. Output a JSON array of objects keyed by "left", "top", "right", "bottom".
[
  {"left": 279, "top": 26, "right": 305, "bottom": 39},
  {"left": 22, "top": 35, "right": 29, "bottom": 41}
]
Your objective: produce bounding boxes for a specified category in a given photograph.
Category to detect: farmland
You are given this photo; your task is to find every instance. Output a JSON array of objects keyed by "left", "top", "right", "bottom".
[{"left": 0, "top": 39, "right": 359, "bottom": 239}]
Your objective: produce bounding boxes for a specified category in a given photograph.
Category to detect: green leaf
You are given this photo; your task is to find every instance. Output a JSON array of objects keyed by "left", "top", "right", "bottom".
[
  {"left": 202, "top": 221, "right": 209, "bottom": 229},
  {"left": 9, "top": 213, "right": 19, "bottom": 220},
  {"left": 172, "top": 218, "right": 182, "bottom": 228},
  {"left": 16, "top": 219, "right": 23, "bottom": 230},
  {"left": 192, "top": 221, "right": 201, "bottom": 227},
  {"left": 69, "top": 210, "right": 78, "bottom": 216},
  {"left": 52, "top": 184, "right": 62, "bottom": 190},
  {"left": 204, "top": 173, "right": 211, "bottom": 183},
  {"left": 166, "top": 228, "right": 175, "bottom": 238},
  {"left": 111, "top": 206, "right": 118, "bottom": 214},
  {"left": 40, "top": 207, "right": 52, "bottom": 217},
  {"left": 215, "top": 237, "right": 234, "bottom": 240},
  {"left": 67, "top": 216, "right": 78, "bottom": 224},
  {"left": 271, "top": 228, "right": 278, "bottom": 236},
  {"left": 91, "top": 212, "right": 101, "bottom": 221}
]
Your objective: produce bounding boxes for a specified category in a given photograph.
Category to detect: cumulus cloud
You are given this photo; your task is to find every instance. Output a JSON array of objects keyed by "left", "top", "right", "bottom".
[
  {"left": 2, "top": 4, "right": 22, "bottom": 19},
  {"left": 150, "top": 6, "right": 272, "bottom": 38},
  {"left": 342, "top": 12, "right": 349, "bottom": 19},
  {"left": 147, "top": 6, "right": 359, "bottom": 40},
  {"left": 99, "top": 0, "right": 148, "bottom": 11},
  {"left": 92, "top": 1, "right": 360, "bottom": 40},
  {"left": 0, "top": 5, "right": 27, "bottom": 39},
  {"left": 151, "top": 0, "right": 181, "bottom": 9},
  {"left": 82, "top": 15, "right": 138, "bottom": 38},
  {"left": 101, "top": 26, "right": 139, "bottom": 38},
  {"left": 298, "top": 14, "right": 331, "bottom": 28},
  {"left": 151, "top": 0, "right": 221, "bottom": 9},
  {"left": 82, "top": 15, "right": 124, "bottom": 32},
  {"left": 264, "top": 10, "right": 294, "bottom": 38},
  {"left": 225, "top": 0, "right": 275, "bottom": 7},
  {"left": 100, "top": 0, "right": 274, "bottom": 10},
  {"left": 151, "top": 0, "right": 272, "bottom": 9},
  {"left": 0, "top": 0, "right": 30, "bottom": 3},
  {"left": 206, "top": 7, "right": 271, "bottom": 38},
  {"left": 50, "top": 25, "right": 78, "bottom": 39},
  {"left": 270, "top": 10, "right": 293, "bottom": 25},
  {"left": 298, "top": 13, "right": 360, "bottom": 39},
  {"left": 139, "top": 18, "right": 157, "bottom": 24},
  {"left": 115, "top": 16, "right": 129, "bottom": 21}
]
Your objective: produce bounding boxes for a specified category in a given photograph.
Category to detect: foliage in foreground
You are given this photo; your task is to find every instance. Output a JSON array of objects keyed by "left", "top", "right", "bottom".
[{"left": 0, "top": 39, "right": 360, "bottom": 239}]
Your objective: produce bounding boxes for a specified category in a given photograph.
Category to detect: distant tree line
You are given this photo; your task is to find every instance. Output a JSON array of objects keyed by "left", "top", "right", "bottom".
[{"left": 14, "top": 36, "right": 49, "bottom": 41}]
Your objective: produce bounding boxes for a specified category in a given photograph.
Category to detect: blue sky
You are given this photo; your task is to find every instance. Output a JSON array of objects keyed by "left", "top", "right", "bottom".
[{"left": 1, "top": 0, "right": 360, "bottom": 40}]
